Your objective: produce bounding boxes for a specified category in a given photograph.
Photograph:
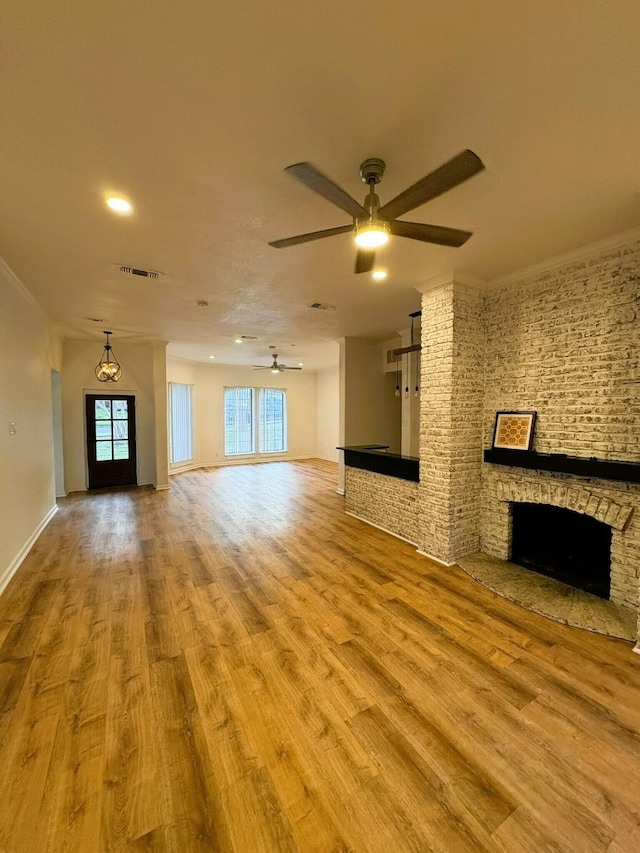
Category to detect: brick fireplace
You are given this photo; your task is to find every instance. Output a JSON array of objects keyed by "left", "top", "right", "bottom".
[
  {"left": 482, "top": 468, "right": 637, "bottom": 610},
  {"left": 417, "top": 232, "right": 640, "bottom": 649}
]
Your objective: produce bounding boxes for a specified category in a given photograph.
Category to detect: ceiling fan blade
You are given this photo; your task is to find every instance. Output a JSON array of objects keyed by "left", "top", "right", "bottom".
[
  {"left": 280, "top": 365, "right": 302, "bottom": 370},
  {"left": 284, "top": 162, "right": 369, "bottom": 219},
  {"left": 252, "top": 365, "right": 271, "bottom": 369},
  {"left": 389, "top": 220, "right": 473, "bottom": 247},
  {"left": 269, "top": 224, "right": 352, "bottom": 249},
  {"left": 378, "top": 150, "right": 485, "bottom": 220},
  {"left": 355, "top": 249, "right": 375, "bottom": 274}
]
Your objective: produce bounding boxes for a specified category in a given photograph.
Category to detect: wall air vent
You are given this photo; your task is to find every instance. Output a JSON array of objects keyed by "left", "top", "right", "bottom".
[
  {"left": 308, "top": 301, "right": 337, "bottom": 311},
  {"left": 116, "top": 265, "right": 163, "bottom": 280}
]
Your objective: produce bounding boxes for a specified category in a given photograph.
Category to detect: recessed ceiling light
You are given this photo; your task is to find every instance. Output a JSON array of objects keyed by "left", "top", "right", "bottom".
[
  {"left": 106, "top": 196, "right": 133, "bottom": 215},
  {"left": 234, "top": 336, "right": 243, "bottom": 344},
  {"left": 372, "top": 270, "right": 387, "bottom": 281},
  {"left": 298, "top": 362, "right": 304, "bottom": 367},
  {"left": 208, "top": 355, "right": 216, "bottom": 359}
]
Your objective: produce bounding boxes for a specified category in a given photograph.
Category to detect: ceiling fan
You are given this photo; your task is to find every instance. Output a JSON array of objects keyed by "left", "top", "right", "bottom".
[
  {"left": 269, "top": 150, "right": 485, "bottom": 273},
  {"left": 252, "top": 354, "right": 302, "bottom": 374}
]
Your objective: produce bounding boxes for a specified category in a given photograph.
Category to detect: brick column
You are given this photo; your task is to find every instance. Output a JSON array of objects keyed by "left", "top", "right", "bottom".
[{"left": 417, "top": 277, "right": 485, "bottom": 564}]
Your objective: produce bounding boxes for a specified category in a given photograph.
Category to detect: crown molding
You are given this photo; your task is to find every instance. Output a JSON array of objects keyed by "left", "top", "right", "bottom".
[
  {"left": 415, "top": 269, "right": 486, "bottom": 295},
  {"left": 488, "top": 225, "right": 640, "bottom": 289},
  {"left": 0, "top": 257, "right": 43, "bottom": 313}
]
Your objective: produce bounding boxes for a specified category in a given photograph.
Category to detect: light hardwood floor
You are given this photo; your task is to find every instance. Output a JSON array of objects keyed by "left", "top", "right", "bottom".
[{"left": 1, "top": 459, "right": 640, "bottom": 852}]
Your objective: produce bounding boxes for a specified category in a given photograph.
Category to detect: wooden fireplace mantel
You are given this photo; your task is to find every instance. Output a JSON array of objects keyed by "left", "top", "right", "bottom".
[{"left": 483, "top": 449, "right": 640, "bottom": 484}]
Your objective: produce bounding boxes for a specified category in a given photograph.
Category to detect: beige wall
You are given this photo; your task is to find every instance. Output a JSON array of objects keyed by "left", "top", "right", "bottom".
[
  {"left": 316, "top": 367, "right": 339, "bottom": 462},
  {"left": 338, "top": 336, "right": 402, "bottom": 492},
  {"left": 0, "top": 259, "right": 57, "bottom": 591},
  {"left": 166, "top": 358, "right": 319, "bottom": 470},
  {"left": 341, "top": 337, "right": 402, "bottom": 452},
  {"left": 63, "top": 339, "right": 169, "bottom": 491}
]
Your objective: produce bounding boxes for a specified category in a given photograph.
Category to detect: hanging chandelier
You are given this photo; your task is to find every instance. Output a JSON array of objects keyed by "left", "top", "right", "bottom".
[{"left": 95, "top": 331, "right": 122, "bottom": 382}]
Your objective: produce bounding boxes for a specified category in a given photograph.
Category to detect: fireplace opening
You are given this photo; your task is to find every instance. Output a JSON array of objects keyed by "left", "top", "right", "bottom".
[{"left": 511, "top": 502, "right": 612, "bottom": 599}]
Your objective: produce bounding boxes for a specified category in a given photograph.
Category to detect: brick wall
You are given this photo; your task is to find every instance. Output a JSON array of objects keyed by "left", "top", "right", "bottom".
[
  {"left": 483, "top": 242, "right": 640, "bottom": 461},
  {"left": 344, "top": 467, "right": 419, "bottom": 545},
  {"left": 418, "top": 281, "right": 484, "bottom": 563}
]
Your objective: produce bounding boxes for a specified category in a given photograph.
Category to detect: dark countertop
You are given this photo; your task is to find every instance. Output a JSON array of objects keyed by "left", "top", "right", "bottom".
[{"left": 337, "top": 445, "right": 419, "bottom": 483}]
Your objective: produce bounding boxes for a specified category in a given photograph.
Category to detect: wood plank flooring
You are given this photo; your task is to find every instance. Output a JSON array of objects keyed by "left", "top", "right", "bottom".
[{"left": 1, "top": 459, "right": 640, "bottom": 852}]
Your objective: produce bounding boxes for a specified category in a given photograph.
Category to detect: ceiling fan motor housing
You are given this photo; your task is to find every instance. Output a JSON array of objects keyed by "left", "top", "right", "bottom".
[{"left": 359, "top": 158, "right": 386, "bottom": 184}]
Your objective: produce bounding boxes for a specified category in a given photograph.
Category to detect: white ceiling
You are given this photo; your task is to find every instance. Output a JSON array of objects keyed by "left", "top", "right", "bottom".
[{"left": 2, "top": 1, "right": 639, "bottom": 370}]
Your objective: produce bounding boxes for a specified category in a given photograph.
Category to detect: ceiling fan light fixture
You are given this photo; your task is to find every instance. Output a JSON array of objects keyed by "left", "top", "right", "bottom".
[
  {"left": 354, "top": 221, "right": 389, "bottom": 249},
  {"left": 372, "top": 269, "right": 387, "bottom": 281}
]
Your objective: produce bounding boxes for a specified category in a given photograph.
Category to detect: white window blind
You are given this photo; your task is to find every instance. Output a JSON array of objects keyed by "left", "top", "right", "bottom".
[
  {"left": 224, "top": 387, "right": 255, "bottom": 455},
  {"left": 168, "top": 382, "right": 193, "bottom": 463},
  {"left": 259, "top": 388, "right": 287, "bottom": 453}
]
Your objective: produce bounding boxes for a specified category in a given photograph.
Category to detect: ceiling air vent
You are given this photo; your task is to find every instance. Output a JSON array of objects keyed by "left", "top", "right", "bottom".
[
  {"left": 308, "top": 301, "right": 337, "bottom": 311},
  {"left": 116, "top": 265, "right": 163, "bottom": 280}
]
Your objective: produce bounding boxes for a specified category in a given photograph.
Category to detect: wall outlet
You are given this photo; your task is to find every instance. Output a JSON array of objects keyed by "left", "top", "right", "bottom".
[{"left": 9, "top": 422, "right": 16, "bottom": 435}]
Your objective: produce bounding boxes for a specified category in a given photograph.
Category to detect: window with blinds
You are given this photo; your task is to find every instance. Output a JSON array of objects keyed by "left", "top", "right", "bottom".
[
  {"left": 224, "top": 387, "right": 255, "bottom": 455},
  {"left": 259, "top": 388, "right": 287, "bottom": 453},
  {"left": 168, "top": 382, "right": 193, "bottom": 464},
  {"left": 224, "top": 387, "right": 287, "bottom": 456}
]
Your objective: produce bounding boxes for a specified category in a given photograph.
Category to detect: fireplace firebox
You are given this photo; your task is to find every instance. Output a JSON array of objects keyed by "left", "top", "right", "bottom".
[{"left": 511, "top": 502, "right": 612, "bottom": 599}]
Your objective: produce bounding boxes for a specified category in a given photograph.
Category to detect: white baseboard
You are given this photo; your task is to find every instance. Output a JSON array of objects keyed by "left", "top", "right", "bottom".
[
  {"left": 0, "top": 504, "right": 58, "bottom": 596},
  {"left": 345, "top": 511, "right": 418, "bottom": 547},
  {"left": 633, "top": 644, "right": 640, "bottom": 656},
  {"left": 336, "top": 487, "right": 345, "bottom": 496}
]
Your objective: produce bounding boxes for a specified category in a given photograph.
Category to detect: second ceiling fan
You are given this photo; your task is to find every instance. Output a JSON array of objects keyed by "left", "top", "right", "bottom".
[
  {"left": 269, "top": 149, "right": 485, "bottom": 273},
  {"left": 253, "top": 354, "right": 302, "bottom": 373}
]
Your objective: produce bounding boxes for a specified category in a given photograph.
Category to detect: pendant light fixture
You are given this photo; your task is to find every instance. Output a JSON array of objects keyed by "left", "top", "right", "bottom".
[
  {"left": 404, "top": 352, "right": 409, "bottom": 398},
  {"left": 412, "top": 314, "right": 420, "bottom": 397},
  {"left": 395, "top": 356, "right": 401, "bottom": 397},
  {"left": 95, "top": 331, "right": 122, "bottom": 382}
]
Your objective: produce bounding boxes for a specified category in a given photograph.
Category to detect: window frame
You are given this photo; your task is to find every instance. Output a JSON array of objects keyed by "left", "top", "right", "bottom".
[
  {"left": 258, "top": 387, "right": 288, "bottom": 454},
  {"left": 224, "top": 385, "right": 288, "bottom": 458}
]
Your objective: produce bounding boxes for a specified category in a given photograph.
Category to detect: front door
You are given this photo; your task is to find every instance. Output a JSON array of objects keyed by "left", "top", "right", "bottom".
[{"left": 86, "top": 395, "right": 137, "bottom": 489}]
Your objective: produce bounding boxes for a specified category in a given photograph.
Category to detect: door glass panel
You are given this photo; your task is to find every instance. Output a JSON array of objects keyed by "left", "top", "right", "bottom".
[
  {"left": 113, "top": 420, "right": 128, "bottom": 439},
  {"left": 113, "top": 400, "right": 128, "bottom": 419},
  {"left": 95, "top": 400, "right": 111, "bottom": 419},
  {"left": 96, "top": 421, "right": 112, "bottom": 439},
  {"left": 96, "top": 441, "right": 113, "bottom": 461},
  {"left": 114, "top": 441, "right": 129, "bottom": 460}
]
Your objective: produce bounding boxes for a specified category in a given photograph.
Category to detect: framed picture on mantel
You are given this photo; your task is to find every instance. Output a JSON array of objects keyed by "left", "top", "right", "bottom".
[{"left": 492, "top": 411, "right": 537, "bottom": 451}]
